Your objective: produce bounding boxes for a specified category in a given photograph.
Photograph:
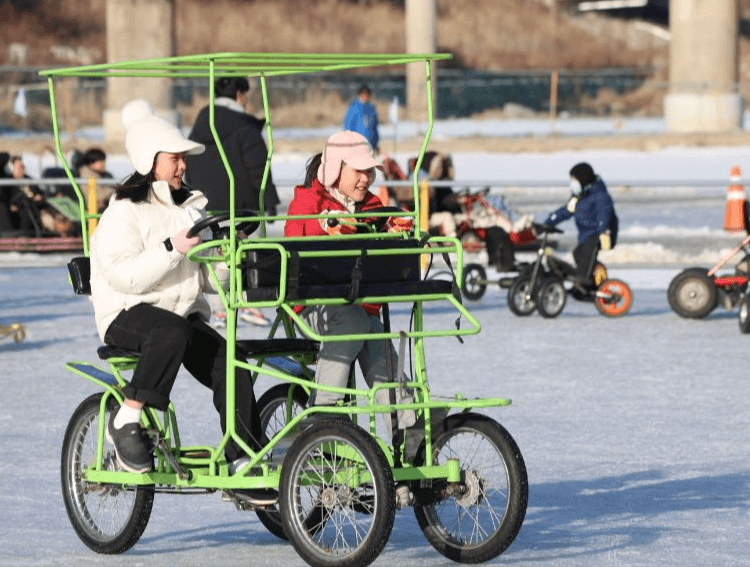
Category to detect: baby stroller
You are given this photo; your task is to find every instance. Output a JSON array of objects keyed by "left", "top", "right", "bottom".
[
  {"left": 451, "top": 187, "right": 538, "bottom": 253},
  {"left": 380, "top": 153, "right": 541, "bottom": 255}
]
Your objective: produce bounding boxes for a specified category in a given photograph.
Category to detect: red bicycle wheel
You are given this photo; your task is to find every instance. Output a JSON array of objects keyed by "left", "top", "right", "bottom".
[{"left": 595, "top": 279, "right": 632, "bottom": 317}]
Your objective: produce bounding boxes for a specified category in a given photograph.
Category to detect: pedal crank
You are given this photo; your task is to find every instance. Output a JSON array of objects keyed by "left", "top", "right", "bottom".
[{"left": 150, "top": 431, "right": 192, "bottom": 481}]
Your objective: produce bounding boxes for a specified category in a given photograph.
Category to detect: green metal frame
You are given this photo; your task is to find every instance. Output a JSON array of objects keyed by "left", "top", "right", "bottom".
[{"left": 45, "top": 52, "right": 513, "bottom": 490}]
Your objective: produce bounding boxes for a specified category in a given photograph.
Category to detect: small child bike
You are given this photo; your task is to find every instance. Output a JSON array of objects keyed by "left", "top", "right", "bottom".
[{"left": 505, "top": 224, "right": 633, "bottom": 318}]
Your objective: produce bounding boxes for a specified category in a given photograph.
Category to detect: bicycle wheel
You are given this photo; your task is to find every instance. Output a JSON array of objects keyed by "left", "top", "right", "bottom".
[
  {"left": 280, "top": 419, "right": 396, "bottom": 567},
  {"left": 462, "top": 263, "right": 487, "bottom": 301},
  {"left": 667, "top": 267, "right": 717, "bottom": 319},
  {"left": 507, "top": 276, "right": 536, "bottom": 316},
  {"left": 595, "top": 279, "right": 633, "bottom": 317},
  {"left": 255, "top": 383, "right": 309, "bottom": 540},
  {"left": 536, "top": 277, "right": 567, "bottom": 318},
  {"left": 739, "top": 294, "right": 750, "bottom": 334},
  {"left": 413, "top": 413, "right": 528, "bottom": 564},
  {"left": 61, "top": 393, "right": 154, "bottom": 554}
]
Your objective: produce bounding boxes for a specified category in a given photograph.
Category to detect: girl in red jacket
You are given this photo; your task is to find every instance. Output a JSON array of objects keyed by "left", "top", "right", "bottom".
[{"left": 284, "top": 131, "right": 422, "bottom": 458}]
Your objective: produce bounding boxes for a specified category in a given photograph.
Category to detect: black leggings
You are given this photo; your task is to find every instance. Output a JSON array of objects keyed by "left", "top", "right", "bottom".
[{"left": 104, "top": 303, "right": 264, "bottom": 460}]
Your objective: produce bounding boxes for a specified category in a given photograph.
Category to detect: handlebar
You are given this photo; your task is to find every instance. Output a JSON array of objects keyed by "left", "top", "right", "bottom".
[{"left": 533, "top": 223, "right": 563, "bottom": 235}]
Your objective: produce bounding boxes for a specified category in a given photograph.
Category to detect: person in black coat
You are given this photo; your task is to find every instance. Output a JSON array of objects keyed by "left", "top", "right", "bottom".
[
  {"left": 186, "top": 78, "right": 276, "bottom": 328},
  {"left": 0, "top": 153, "right": 46, "bottom": 236},
  {"left": 185, "top": 77, "right": 280, "bottom": 216}
]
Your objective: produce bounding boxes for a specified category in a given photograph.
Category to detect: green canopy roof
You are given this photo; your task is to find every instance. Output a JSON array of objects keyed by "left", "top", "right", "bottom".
[{"left": 39, "top": 52, "right": 452, "bottom": 79}]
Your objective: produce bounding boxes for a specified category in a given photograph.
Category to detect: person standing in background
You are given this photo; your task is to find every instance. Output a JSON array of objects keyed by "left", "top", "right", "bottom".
[
  {"left": 343, "top": 85, "right": 380, "bottom": 154},
  {"left": 78, "top": 147, "right": 114, "bottom": 213},
  {"left": 187, "top": 76, "right": 280, "bottom": 328}
]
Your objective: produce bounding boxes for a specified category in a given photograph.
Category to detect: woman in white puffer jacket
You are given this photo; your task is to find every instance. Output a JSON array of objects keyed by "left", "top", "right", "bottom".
[{"left": 90, "top": 100, "right": 268, "bottom": 497}]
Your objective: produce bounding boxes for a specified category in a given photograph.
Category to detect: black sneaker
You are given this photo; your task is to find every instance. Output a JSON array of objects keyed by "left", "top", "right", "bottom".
[{"left": 106, "top": 411, "right": 153, "bottom": 474}]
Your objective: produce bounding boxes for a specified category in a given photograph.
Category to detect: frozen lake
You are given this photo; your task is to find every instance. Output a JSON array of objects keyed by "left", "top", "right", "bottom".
[
  {"left": 1, "top": 261, "right": 749, "bottom": 567},
  {"left": 2, "top": 135, "right": 750, "bottom": 565}
]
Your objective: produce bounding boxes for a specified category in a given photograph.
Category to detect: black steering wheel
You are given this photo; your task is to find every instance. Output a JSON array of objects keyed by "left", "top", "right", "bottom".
[
  {"left": 357, "top": 206, "right": 408, "bottom": 232},
  {"left": 186, "top": 210, "right": 260, "bottom": 239}
]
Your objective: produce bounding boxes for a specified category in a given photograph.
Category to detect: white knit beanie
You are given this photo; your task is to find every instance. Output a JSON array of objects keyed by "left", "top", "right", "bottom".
[{"left": 121, "top": 99, "right": 204, "bottom": 175}]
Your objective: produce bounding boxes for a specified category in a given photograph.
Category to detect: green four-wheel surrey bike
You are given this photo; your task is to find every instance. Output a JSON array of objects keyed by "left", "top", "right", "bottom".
[{"left": 44, "top": 53, "right": 528, "bottom": 567}]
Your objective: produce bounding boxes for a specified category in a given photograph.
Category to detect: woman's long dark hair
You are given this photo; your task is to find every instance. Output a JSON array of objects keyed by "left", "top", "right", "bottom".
[
  {"left": 303, "top": 153, "right": 322, "bottom": 187},
  {"left": 115, "top": 171, "right": 194, "bottom": 205},
  {"left": 115, "top": 171, "right": 152, "bottom": 203}
]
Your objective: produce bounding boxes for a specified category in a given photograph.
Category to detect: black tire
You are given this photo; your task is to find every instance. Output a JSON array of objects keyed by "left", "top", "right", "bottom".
[
  {"left": 413, "top": 413, "right": 528, "bottom": 563},
  {"left": 740, "top": 295, "right": 750, "bottom": 334},
  {"left": 61, "top": 393, "right": 154, "bottom": 554},
  {"left": 280, "top": 420, "right": 396, "bottom": 567},
  {"left": 667, "top": 267, "right": 718, "bottom": 319},
  {"left": 255, "top": 384, "right": 310, "bottom": 540},
  {"left": 536, "top": 277, "right": 567, "bottom": 318},
  {"left": 462, "top": 263, "right": 488, "bottom": 301},
  {"left": 507, "top": 276, "right": 537, "bottom": 316}
]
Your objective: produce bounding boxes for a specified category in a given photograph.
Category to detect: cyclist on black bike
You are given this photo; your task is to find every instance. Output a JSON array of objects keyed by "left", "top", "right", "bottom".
[{"left": 543, "top": 162, "right": 619, "bottom": 284}]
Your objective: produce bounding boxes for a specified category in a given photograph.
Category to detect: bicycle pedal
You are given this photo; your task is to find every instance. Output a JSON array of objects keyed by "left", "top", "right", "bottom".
[{"left": 155, "top": 438, "right": 190, "bottom": 480}]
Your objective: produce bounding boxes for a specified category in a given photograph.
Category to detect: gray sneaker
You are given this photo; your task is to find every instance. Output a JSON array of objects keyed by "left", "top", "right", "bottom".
[
  {"left": 106, "top": 411, "right": 153, "bottom": 474},
  {"left": 225, "top": 457, "right": 278, "bottom": 505},
  {"left": 223, "top": 488, "right": 278, "bottom": 506}
]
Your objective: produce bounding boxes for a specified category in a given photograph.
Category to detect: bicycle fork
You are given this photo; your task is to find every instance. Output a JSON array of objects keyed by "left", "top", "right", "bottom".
[{"left": 524, "top": 246, "right": 546, "bottom": 302}]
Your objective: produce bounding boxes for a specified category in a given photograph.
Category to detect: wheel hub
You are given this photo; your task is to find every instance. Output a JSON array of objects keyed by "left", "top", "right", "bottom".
[
  {"left": 453, "top": 469, "right": 485, "bottom": 507},
  {"left": 320, "top": 486, "right": 353, "bottom": 509},
  {"left": 680, "top": 281, "right": 709, "bottom": 308}
]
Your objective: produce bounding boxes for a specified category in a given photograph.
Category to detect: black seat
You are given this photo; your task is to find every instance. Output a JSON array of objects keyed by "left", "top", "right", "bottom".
[
  {"left": 244, "top": 238, "right": 453, "bottom": 302},
  {"left": 236, "top": 338, "right": 319, "bottom": 356},
  {"left": 97, "top": 345, "right": 140, "bottom": 360},
  {"left": 97, "top": 339, "right": 320, "bottom": 362}
]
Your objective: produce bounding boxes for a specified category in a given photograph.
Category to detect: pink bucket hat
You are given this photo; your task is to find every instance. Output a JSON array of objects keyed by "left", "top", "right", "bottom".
[{"left": 317, "top": 130, "right": 384, "bottom": 187}]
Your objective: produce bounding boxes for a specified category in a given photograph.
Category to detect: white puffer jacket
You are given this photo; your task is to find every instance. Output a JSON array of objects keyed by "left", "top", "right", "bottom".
[{"left": 90, "top": 180, "right": 218, "bottom": 342}]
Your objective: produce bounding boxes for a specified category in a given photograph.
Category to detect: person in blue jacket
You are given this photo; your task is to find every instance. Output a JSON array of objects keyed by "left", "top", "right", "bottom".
[
  {"left": 343, "top": 85, "right": 379, "bottom": 153},
  {"left": 543, "top": 162, "right": 618, "bottom": 283}
]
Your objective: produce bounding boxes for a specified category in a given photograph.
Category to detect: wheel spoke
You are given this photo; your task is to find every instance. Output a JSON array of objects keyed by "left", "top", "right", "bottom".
[
  {"left": 280, "top": 421, "right": 395, "bottom": 567},
  {"left": 413, "top": 415, "right": 527, "bottom": 562},
  {"left": 62, "top": 394, "right": 153, "bottom": 553}
]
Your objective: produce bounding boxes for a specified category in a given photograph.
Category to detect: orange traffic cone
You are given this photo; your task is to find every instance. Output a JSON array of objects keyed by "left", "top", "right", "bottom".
[{"left": 724, "top": 165, "right": 747, "bottom": 233}]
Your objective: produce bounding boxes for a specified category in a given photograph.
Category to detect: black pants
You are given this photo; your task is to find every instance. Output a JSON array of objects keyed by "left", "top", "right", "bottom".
[
  {"left": 572, "top": 234, "right": 601, "bottom": 281},
  {"left": 485, "top": 226, "right": 515, "bottom": 269},
  {"left": 104, "top": 303, "right": 264, "bottom": 460}
]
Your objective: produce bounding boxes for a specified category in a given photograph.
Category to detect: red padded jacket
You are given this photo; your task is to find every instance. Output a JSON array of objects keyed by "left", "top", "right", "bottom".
[{"left": 284, "top": 178, "right": 386, "bottom": 315}]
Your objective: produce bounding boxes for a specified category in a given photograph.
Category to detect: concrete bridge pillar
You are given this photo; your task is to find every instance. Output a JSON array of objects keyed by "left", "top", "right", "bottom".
[
  {"left": 665, "top": 0, "right": 743, "bottom": 132},
  {"left": 406, "top": 0, "right": 438, "bottom": 121},
  {"left": 103, "top": 0, "right": 177, "bottom": 143}
]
